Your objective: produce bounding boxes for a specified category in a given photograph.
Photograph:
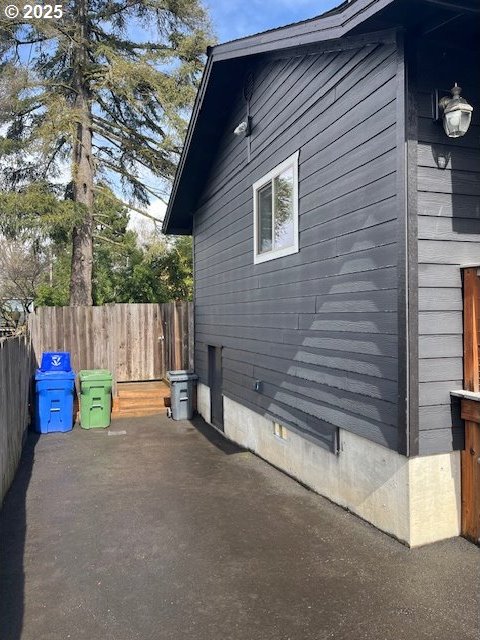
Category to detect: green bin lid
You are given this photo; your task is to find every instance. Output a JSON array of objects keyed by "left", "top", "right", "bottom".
[{"left": 79, "top": 369, "right": 112, "bottom": 381}]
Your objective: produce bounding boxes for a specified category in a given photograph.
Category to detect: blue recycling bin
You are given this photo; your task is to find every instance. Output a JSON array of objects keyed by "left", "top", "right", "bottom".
[{"left": 35, "top": 369, "right": 76, "bottom": 434}]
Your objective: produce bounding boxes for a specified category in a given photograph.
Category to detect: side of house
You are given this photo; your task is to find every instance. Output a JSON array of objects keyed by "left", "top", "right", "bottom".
[
  {"left": 410, "top": 39, "right": 480, "bottom": 456},
  {"left": 191, "top": 32, "right": 433, "bottom": 544},
  {"left": 164, "top": 0, "right": 479, "bottom": 546}
]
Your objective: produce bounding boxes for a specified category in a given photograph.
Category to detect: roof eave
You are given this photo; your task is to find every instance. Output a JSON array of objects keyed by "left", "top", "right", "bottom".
[
  {"left": 210, "top": 0, "right": 395, "bottom": 62},
  {"left": 162, "top": 55, "right": 214, "bottom": 235},
  {"left": 162, "top": 0, "right": 397, "bottom": 235}
]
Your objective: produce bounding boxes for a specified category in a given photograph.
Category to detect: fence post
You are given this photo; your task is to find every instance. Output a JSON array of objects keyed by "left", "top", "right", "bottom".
[
  {"left": 188, "top": 302, "right": 194, "bottom": 371},
  {"left": 461, "top": 267, "right": 480, "bottom": 543}
]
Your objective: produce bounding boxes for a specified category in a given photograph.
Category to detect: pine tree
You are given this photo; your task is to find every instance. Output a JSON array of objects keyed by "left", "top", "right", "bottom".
[{"left": 0, "top": 0, "right": 210, "bottom": 304}]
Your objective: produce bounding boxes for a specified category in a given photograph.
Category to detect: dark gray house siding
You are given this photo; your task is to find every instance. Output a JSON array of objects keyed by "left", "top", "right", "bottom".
[
  {"left": 411, "top": 39, "right": 480, "bottom": 455},
  {"left": 193, "top": 33, "right": 403, "bottom": 452}
]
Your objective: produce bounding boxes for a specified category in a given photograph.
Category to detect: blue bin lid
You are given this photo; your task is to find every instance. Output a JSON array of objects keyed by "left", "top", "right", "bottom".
[
  {"left": 40, "top": 352, "right": 72, "bottom": 372},
  {"left": 35, "top": 369, "right": 76, "bottom": 381}
]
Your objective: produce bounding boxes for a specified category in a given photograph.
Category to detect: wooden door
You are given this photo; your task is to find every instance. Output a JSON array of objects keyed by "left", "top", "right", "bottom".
[{"left": 208, "top": 345, "right": 223, "bottom": 430}]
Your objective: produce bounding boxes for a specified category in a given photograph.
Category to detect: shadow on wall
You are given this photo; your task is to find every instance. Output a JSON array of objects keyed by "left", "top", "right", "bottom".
[
  {"left": 0, "top": 432, "right": 40, "bottom": 640},
  {"left": 262, "top": 226, "right": 400, "bottom": 454}
]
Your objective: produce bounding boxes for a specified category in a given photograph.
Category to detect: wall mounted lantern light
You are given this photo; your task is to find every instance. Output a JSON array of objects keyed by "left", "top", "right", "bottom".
[{"left": 433, "top": 84, "right": 474, "bottom": 138}]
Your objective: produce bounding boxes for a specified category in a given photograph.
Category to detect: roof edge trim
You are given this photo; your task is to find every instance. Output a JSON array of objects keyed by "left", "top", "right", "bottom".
[
  {"left": 162, "top": 55, "right": 213, "bottom": 234},
  {"left": 210, "top": 0, "right": 395, "bottom": 61}
]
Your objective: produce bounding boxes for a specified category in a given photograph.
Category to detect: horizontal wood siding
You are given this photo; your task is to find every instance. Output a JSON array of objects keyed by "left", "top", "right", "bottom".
[
  {"left": 415, "top": 41, "right": 480, "bottom": 455},
  {"left": 194, "top": 39, "right": 401, "bottom": 452}
]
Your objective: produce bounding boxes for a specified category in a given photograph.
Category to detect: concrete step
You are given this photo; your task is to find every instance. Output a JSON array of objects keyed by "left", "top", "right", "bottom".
[
  {"left": 117, "top": 393, "right": 166, "bottom": 403},
  {"left": 112, "top": 381, "right": 171, "bottom": 418},
  {"left": 113, "top": 407, "right": 166, "bottom": 418}
]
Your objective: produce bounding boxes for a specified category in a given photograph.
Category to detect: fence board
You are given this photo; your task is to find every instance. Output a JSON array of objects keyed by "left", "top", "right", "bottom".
[
  {"left": 0, "top": 335, "right": 32, "bottom": 504},
  {"left": 161, "top": 301, "right": 195, "bottom": 374},
  {"left": 28, "top": 302, "right": 193, "bottom": 392}
]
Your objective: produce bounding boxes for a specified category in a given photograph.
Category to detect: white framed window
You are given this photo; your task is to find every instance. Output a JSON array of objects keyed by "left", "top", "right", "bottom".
[{"left": 253, "top": 151, "right": 299, "bottom": 264}]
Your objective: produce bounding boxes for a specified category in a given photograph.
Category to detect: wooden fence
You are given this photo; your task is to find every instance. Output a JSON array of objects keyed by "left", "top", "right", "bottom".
[
  {"left": 28, "top": 301, "right": 194, "bottom": 394},
  {"left": 0, "top": 302, "right": 192, "bottom": 504},
  {"left": 162, "top": 300, "right": 194, "bottom": 373},
  {"left": 0, "top": 335, "right": 32, "bottom": 504}
]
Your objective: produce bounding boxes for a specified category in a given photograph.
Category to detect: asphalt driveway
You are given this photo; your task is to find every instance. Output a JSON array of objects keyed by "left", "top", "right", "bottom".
[{"left": 1, "top": 413, "right": 478, "bottom": 640}]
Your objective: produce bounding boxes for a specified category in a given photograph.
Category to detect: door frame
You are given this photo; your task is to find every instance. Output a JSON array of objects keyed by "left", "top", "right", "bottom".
[{"left": 460, "top": 267, "right": 480, "bottom": 544}]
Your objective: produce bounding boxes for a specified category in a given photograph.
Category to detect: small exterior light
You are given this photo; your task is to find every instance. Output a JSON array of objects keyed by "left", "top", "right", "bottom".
[
  {"left": 432, "top": 147, "right": 451, "bottom": 170},
  {"left": 234, "top": 121, "right": 248, "bottom": 136},
  {"left": 437, "top": 154, "right": 448, "bottom": 170},
  {"left": 233, "top": 116, "right": 252, "bottom": 138},
  {"left": 438, "top": 84, "right": 473, "bottom": 138}
]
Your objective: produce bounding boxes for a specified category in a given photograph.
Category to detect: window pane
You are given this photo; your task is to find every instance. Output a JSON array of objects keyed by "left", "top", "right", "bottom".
[
  {"left": 273, "top": 167, "right": 294, "bottom": 250},
  {"left": 258, "top": 182, "right": 273, "bottom": 253}
]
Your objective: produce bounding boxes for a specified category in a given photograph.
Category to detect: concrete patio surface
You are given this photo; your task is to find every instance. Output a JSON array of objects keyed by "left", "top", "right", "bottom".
[{"left": 1, "top": 413, "right": 479, "bottom": 640}]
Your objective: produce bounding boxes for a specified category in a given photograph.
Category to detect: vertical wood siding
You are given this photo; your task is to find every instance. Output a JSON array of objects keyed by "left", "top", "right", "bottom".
[
  {"left": 194, "top": 40, "right": 401, "bottom": 452},
  {"left": 0, "top": 335, "right": 31, "bottom": 504},
  {"left": 28, "top": 302, "right": 194, "bottom": 392},
  {"left": 415, "top": 41, "right": 480, "bottom": 455}
]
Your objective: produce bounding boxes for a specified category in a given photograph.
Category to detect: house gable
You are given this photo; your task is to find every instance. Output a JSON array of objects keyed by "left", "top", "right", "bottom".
[{"left": 163, "top": 0, "right": 402, "bottom": 236}]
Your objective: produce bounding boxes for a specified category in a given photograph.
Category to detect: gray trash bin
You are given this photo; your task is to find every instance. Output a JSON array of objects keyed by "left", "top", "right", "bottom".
[{"left": 167, "top": 370, "right": 198, "bottom": 420}]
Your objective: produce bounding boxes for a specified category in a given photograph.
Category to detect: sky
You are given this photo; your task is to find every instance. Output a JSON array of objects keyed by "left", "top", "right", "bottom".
[
  {"left": 205, "top": 0, "right": 339, "bottom": 43},
  {"left": 134, "top": 0, "right": 341, "bottom": 230}
]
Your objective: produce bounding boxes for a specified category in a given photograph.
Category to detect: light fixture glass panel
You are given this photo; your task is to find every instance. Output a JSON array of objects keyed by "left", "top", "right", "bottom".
[
  {"left": 258, "top": 182, "right": 273, "bottom": 253},
  {"left": 273, "top": 167, "right": 294, "bottom": 250},
  {"left": 461, "top": 111, "right": 473, "bottom": 133},
  {"left": 444, "top": 109, "right": 472, "bottom": 138}
]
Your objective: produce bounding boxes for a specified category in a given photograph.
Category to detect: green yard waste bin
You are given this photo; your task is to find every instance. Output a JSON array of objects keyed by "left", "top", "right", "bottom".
[{"left": 79, "top": 370, "right": 113, "bottom": 429}]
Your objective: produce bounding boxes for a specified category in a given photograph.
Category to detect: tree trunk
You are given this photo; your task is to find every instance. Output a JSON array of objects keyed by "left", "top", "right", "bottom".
[{"left": 70, "top": 0, "right": 94, "bottom": 306}]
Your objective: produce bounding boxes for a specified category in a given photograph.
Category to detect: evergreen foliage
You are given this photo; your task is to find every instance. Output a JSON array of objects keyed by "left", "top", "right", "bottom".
[
  {"left": 28, "top": 188, "right": 194, "bottom": 306},
  {"left": 0, "top": 0, "right": 210, "bottom": 303}
]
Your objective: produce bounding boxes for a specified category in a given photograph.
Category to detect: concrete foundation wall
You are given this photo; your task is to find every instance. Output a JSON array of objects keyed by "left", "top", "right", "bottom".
[
  {"left": 196, "top": 383, "right": 460, "bottom": 547},
  {"left": 197, "top": 382, "right": 211, "bottom": 425},
  {"left": 409, "top": 454, "right": 461, "bottom": 547}
]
